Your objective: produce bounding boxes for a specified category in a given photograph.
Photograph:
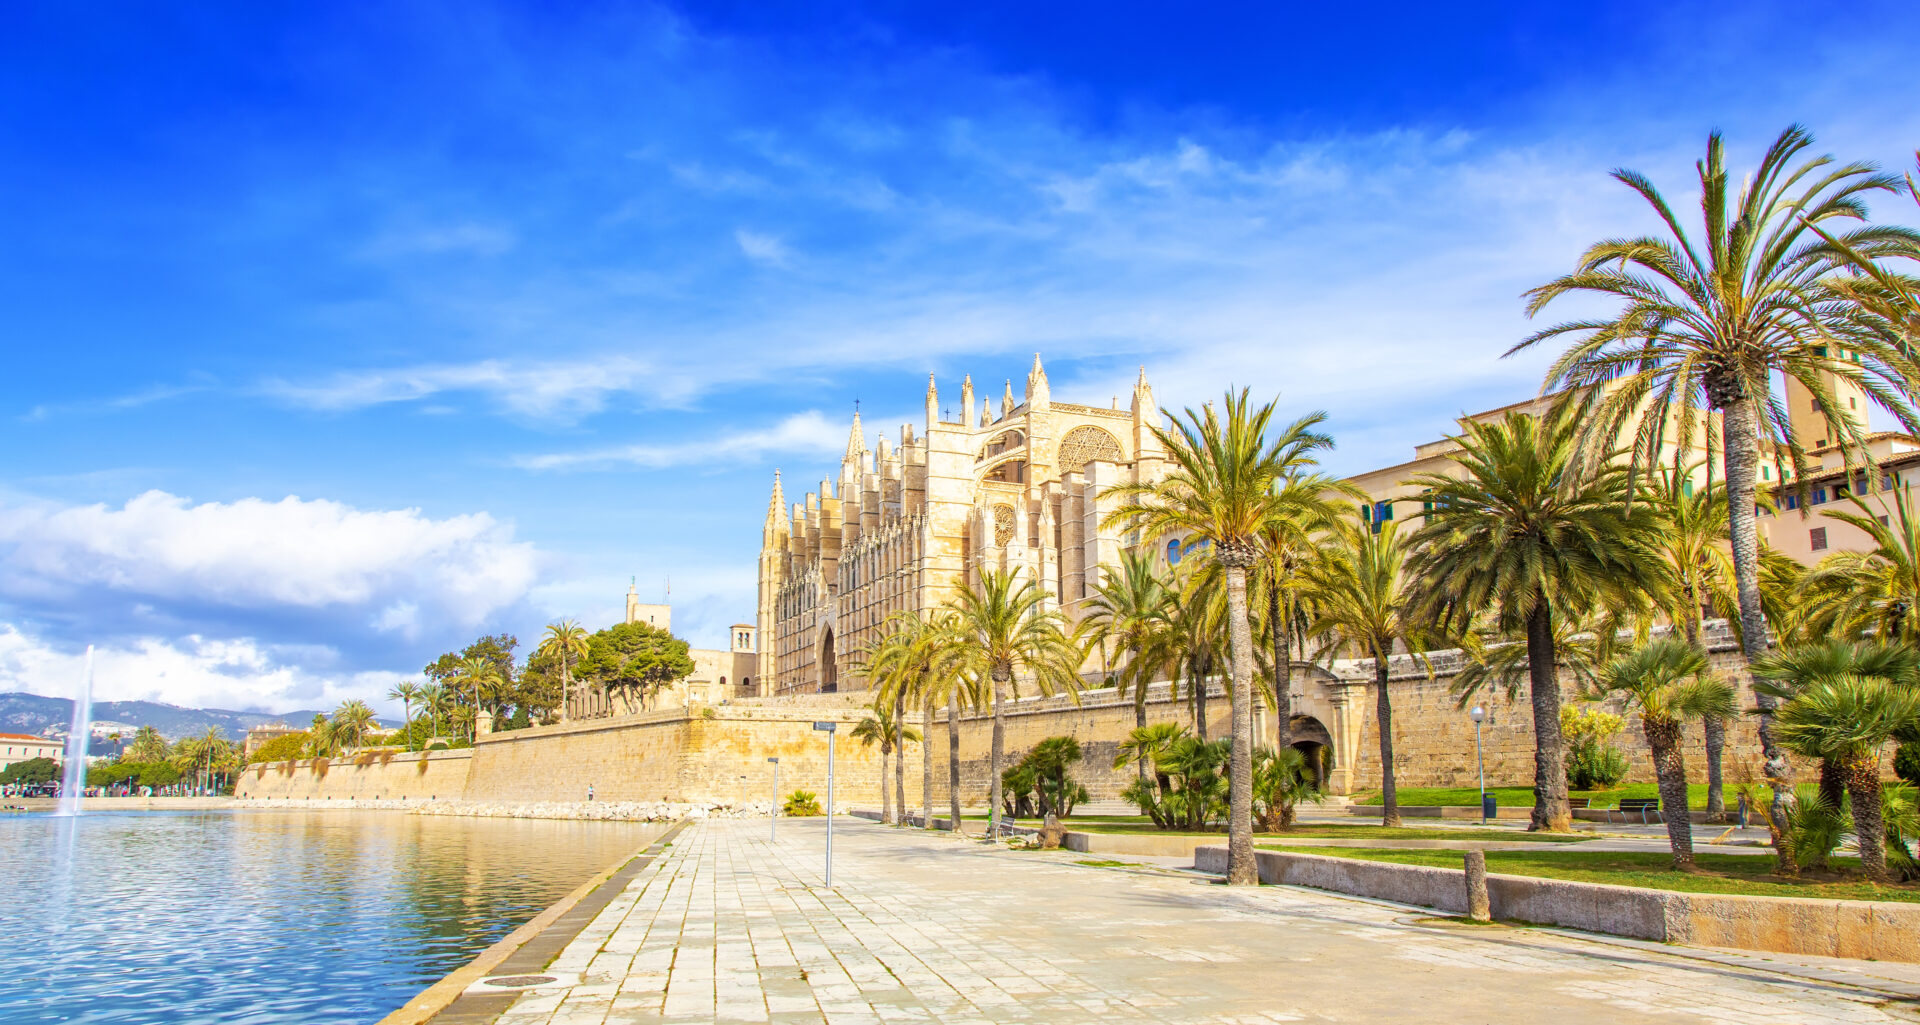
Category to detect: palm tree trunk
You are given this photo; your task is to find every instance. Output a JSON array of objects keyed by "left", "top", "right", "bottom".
[
  {"left": 922, "top": 694, "right": 935, "bottom": 830},
  {"left": 1845, "top": 752, "right": 1890, "bottom": 883},
  {"left": 1717, "top": 393, "right": 1793, "bottom": 865},
  {"left": 1272, "top": 579, "right": 1293, "bottom": 751},
  {"left": 1195, "top": 656, "right": 1210, "bottom": 741},
  {"left": 1819, "top": 757, "right": 1846, "bottom": 812},
  {"left": 1524, "top": 598, "right": 1572, "bottom": 832},
  {"left": 561, "top": 664, "right": 571, "bottom": 723},
  {"left": 1222, "top": 562, "right": 1258, "bottom": 886},
  {"left": 1134, "top": 673, "right": 1149, "bottom": 783},
  {"left": 1645, "top": 717, "right": 1693, "bottom": 866},
  {"left": 1373, "top": 643, "right": 1400, "bottom": 828},
  {"left": 1682, "top": 604, "right": 1726, "bottom": 818},
  {"left": 893, "top": 688, "right": 907, "bottom": 826},
  {"left": 947, "top": 689, "right": 962, "bottom": 833},
  {"left": 878, "top": 742, "right": 892, "bottom": 825},
  {"left": 988, "top": 671, "right": 1007, "bottom": 842}
]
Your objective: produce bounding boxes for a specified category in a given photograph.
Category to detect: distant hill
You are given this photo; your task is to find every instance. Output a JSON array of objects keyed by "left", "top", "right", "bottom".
[{"left": 0, "top": 692, "right": 396, "bottom": 752}]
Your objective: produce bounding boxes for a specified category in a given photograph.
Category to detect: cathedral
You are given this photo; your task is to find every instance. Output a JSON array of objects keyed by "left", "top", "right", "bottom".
[{"left": 756, "top": 356, "right": 1171, "bottom": 695}]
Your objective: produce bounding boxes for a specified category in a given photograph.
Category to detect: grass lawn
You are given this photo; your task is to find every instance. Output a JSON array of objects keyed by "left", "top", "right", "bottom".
[
  {"left": 1347, "top": 784, "right": 1724, "bottom": 810},
  {"left": 1258, "top": 845, "right": 1920, "bottom": 903},
  {"left": 971, "top": 814, "right": 1583, "bottom": 843}
]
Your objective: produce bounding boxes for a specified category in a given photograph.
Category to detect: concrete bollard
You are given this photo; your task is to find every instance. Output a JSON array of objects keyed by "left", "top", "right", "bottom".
[{"left": 1464, "top": 850, "right": 1490, "bottom": 922}]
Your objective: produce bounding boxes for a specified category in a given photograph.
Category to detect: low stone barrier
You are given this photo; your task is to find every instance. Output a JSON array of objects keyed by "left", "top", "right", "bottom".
[
  {"left": 1194, "top": 846, "right": 1920, "bottom": 963},
  {"left": 232, "top": 797, "right": 771, "bottom": 821}
]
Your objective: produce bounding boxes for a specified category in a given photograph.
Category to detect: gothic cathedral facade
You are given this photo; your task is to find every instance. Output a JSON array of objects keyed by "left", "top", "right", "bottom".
[{"left": 756, "top": 356, "right": 1170, "bottom": 695}]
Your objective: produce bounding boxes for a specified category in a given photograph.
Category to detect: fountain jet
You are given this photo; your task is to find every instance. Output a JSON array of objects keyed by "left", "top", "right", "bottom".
[{"left": 56, "top": 645, "right": 94, "bottom": 817}]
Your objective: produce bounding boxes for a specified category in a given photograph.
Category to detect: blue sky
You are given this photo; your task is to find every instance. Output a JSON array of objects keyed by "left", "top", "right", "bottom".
[{"left": 2, "top": 1, "right": 1916, "bottom": 713}]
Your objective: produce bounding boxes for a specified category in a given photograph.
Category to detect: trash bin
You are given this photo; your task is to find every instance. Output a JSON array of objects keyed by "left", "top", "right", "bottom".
[{"left": 1482, "top": 794, "right": 1498, "bottom": 822}]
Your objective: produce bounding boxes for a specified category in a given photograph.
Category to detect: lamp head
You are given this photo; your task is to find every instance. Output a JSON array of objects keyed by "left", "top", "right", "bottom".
[
  {"left": 1470, "top": 706, "right": 1485, "bottom": 724},
  {"left": 767, "top": 757, "right": 779, "bottom": 764}
]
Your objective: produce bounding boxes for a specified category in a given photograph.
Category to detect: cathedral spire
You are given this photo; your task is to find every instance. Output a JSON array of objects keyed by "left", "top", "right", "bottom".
[
  {"left": 960, "top": 374, "right": 975, "bottom": 425},
  {"left": 1025, "top": 352, "right": 1050, "bottom": 411},
  {"left": 925, "top": 374, "right": 938, "bottom": 427},
  {"left": 843, "top": 408, "right": 866, "bottom": 461},
  {"left": 764, "top": 469, "right": 785, "bottom": 527},
  {"left": 1002, "top": 379, "right": 1015, "bottom": 420}
]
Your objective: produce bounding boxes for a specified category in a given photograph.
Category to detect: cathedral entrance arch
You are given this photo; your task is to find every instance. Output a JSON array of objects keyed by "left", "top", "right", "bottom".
[
  {"left": 819, "top": 628, "right": 838, "bottom": 693},
  {"left": 1289, "top": 715, "right": 1334, "bottom": 790}
]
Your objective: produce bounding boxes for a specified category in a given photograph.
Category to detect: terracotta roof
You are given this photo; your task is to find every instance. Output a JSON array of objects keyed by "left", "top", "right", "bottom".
[{"left": 0, "top": 732, "right": 57, "bottom": 742}]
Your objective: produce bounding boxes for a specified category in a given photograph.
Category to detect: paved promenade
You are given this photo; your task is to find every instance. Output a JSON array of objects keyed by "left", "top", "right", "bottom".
[{"left": 487, "top": 817, "right": 1920, "bottom": 1025}]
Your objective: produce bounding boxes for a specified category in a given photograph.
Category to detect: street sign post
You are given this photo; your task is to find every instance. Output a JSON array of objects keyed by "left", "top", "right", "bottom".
[{"left": 812, "top": 721, "right": 837, "bottom": 887}]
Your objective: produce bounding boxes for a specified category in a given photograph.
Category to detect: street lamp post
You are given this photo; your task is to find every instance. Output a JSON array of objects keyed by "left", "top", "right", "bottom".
[
  {"left": 812, "top": 721, "right": 837, "bottom": 887},
  {"left": 1470, "top": 705, "right": 1487, "bottom": 825},
  {"left": 767, "top": 757, "right": 780, "bottom": 841}
]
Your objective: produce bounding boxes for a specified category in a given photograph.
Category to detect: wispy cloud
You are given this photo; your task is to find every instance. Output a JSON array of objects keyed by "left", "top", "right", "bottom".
[
  {"left": 513, "top": 411, "right": 844, "bottom": 470},
  {"left": 734, "top": 228, "right": 793, "bottom": 267},
  {"left": 256, "top": 355, "right": 707, "bottom": 420},
  {"left": 22, "top": 383, "right": 209, "bottom": 422}
]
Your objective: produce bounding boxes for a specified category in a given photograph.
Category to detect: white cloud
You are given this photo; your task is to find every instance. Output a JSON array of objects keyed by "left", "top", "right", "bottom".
[
  {"left": 0, "top": 490, "right": 540, "bottom": 630},
  {"left": 256, "top": 355, "right": 700, "bottom": 420},
  {"left": 734, "top": 228, "right": 793, "bottom": 267},
  {"left": 513, "top": 410, "right": 845, "bottom": 471},
  {"left": 0, "top": 624, "right": 408, "bottom": 714}
]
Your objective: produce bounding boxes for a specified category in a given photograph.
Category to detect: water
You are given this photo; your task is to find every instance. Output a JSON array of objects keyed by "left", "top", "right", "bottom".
[
  {"left": 57, "top": 646, "right": 94, "bottom": 816},
  {"left": 2, "top": 810, "right": 664, "bottom": 1024}
]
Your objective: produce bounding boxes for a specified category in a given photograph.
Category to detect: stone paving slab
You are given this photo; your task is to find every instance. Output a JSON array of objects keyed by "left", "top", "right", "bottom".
[{"left": 495, "top": 817, "right": 1920, "bottom": 1024}]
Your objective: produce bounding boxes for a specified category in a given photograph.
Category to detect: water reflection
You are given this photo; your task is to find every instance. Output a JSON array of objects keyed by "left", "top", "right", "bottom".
[{"left": 0, "top": 810, "right": 663, "bottom": 1025}]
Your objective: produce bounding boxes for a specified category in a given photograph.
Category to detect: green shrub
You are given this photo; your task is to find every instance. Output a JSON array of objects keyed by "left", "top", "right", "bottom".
[
  {"left": 1, "top": 756, "right": 59, "bottom": 786},
  {"left": 1001, "top": 736, "right": 1087, "bottom": 818},
  {"left": 783, "top": 790, "right": 823, "bottom": 816},
  {"left": 248, "top": 731, "right": 310, "bottom": 764},
  {"left": 1894, "top": 741, "right": 1920, "bottom": 787},
  {"left": 1561, "top": 705, "right": 1629, "bottom": 790}
]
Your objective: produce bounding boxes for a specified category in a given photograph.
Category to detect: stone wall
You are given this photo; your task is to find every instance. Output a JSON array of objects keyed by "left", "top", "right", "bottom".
[{"left": 236, "top": 748, "right": 472, "bottom": 800}]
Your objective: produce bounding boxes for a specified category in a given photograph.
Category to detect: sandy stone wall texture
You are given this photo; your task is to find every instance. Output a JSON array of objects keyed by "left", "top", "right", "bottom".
[{"left": 236, "top": 747, "right": 473, "bottom": 801}]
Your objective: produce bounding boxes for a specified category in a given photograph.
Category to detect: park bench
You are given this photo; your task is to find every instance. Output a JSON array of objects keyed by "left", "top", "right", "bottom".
[
  {"left": 1566, "top": 797, "right": 1590, "bottom": 810},
  {"left": 1609, "top": 797, "right": 1662, "bottom": 824}
]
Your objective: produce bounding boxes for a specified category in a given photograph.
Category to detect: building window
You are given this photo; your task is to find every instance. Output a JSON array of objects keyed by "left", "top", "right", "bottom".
[
  {"left": 1809, "top": 527, "right": 1828, "bottom": 551},
  {"left": 1811, "top": 488, "right": 1827, "bottom": 505},
  {"left": 1167, "top": 538, "right": 1182, "bottom": 565},
  {"left": 1884, "top": 472, "right": 1898, "bottom": 491},
  {"left": 1784, "top": 494, "right": 1799, "bottom": 511},
  {"left": 1761, "top": 465, "right": 1771, "bottom": 481},
  {"left": 1682, "top": 480, "right": 1693, "bottom": 498}
]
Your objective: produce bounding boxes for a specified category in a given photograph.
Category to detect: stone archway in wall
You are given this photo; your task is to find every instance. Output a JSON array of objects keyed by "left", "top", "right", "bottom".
[
  {"left": 819, "top": 628, "right": 838, "bottom": 693},
  {"left": 1285, "top": 662, "right": 1365, "bottom": 796},
  {"left": 1288, "top": 715, "right": 1335, "bottom": 790}
]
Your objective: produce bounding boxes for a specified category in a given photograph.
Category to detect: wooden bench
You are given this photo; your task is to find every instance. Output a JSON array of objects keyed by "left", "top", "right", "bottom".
[
  {"left": 1610, "top": 797, "right": 1661, "bottom": 824},
  {"left": 1566, "top": 797, "right": 1590, "bottom": 810}
]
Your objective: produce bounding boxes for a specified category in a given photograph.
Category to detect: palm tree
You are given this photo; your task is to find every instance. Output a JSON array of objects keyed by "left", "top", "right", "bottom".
[
  {"left": 1801, "top": 490, "right": 1920, "bottom": 645},
  {"left": 1591, "top": 638, "right": 1737, "bottom": 867},
  {"left": 1773, "top": 676, "right": 1920, "bottom": 882},
  {"left": 1254, "top": 443, "right": 1356, "bottom": 753},
  {"left": 1750, "top": 641, "right": 1919, "bottom": 814},
  {"left": 1164, "top": 565, "right": 1228, "bottom": 741},
  {"left": 108, "top": 731, "right": 122, "bottom": 759},
  {"left": 1303, "top": 514, "right": 1428, "bottom": 827},
  {"left": 419, "top": 683, "right": 449, "bottom": 746},
  {"left": 1449, "top": 610, "right": 1619, "bottom": 710},
  {"left": 387, "top": 681, "right": 421, "bottom": 751},
  {"left": 1646, "top": 467, "right": 1737, "bottom": 815},
  {"left": 853, "top": 700, "right": 921, "bottom": 825},
  {"left": 944, "top": 569, "right": 1083, "bottom": 843},
  {"left": 866, "top": 612, "right": 963, "bottom": 829},
  {"left": 1104, "top": 390, "right": 1329, "bottom": 886},
  {"left": 331, "top": 700, "right": 377, "bottom": 751},
  {"left": 450, "top": 657, "right": 504, "bottom": 740},
  {"left": 1513, "top": 126, "right": 1920, "bottom": 801},
  {"left": 1081, "top": 548, "right": 1174, "bottom": 772},
  {"left": 1408, "top": 411, "right": 1666, "bottom": 831},
  {"left": 539, "top": 620, "right": 592, "bottom": 722}
]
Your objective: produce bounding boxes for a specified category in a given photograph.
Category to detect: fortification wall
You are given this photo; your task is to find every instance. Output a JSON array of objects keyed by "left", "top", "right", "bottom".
[{"left": 236, "top": 748, "right": 472, "bottom": 800}]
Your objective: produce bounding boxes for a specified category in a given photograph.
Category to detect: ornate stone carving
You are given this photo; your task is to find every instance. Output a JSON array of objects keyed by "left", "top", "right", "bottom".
[
  {"left": 993, "top": 504, "right": 1016, "bottom": 547},
  {"left": 1057, "top": 426, "right": 1123, "bottom": 472}
]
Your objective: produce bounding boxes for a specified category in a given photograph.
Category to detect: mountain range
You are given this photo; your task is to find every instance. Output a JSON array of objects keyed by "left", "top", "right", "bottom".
[{"left": 0, "top": 692, "right": 396, "bottom": 753}]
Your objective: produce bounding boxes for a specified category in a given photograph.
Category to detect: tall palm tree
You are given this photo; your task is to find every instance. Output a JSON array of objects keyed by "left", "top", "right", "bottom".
[
  {"left": 419, "top": 683, "right": 449, "bottom": 746},
  {"left": 853, "top": 700, "right": 921, "bottom": 825},
  {"left": 1646, "top": 467, "right": 1737, "bottom": 815},
  {"left": 1409, "top": 411, "right": 1666, "bottom": 831},
  {"left": 539, "top": 620, "right": 592, "bottom": 723},
  {"left": 1105, "top": 390, "right": 1328, "bottom": 886},
  {"left": 331, "top": 700, "right": 377, "bottom": 751},
  {"left": 1255, "top": 448, "right": 1356, "bottom": 753},
  {"left": 1750, "top": 641, "right": 1919, "bottom": 815},
  {"left": 1591, "top": 638, "right": 1737, "bottom": 867},
  {"left": 1514, "top": 126, "right": 1920, "bottom": 800},
  {"left": 1773, "top": 676, "right": 1920, "bottom": 882},
  {"left": 944, "top": 569, "right": 1084, "bottom": 843},
  {"left": 1164, "top": 562, "right": 1228, "bottom": 742},
  {"left": 450, "top": 656, "right": 504, "bottom": 740},
  {"left": 1081, "top": 548, "right": 1174, "bottom": 770},
  {"left": 1303, "top": 514, "right": 1428, "bottom": 827},
  {"left": 1801, "top": 490, "right": 1920, "bottom": 645},
  {"left": 866, "top": 611, "right": 964, "bottom": 829},
  {"left": 387, "top": 680, "right": 421, "bottom": 751}
]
